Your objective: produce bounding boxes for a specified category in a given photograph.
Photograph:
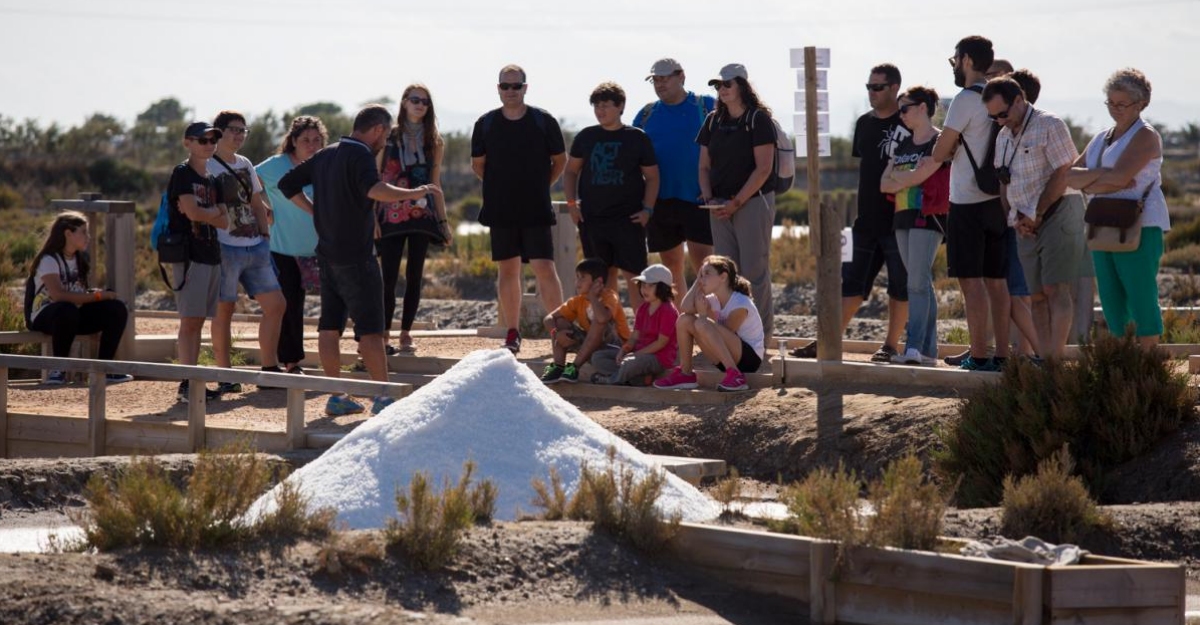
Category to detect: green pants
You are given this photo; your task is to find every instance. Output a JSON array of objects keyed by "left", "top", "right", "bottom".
[{"left": 1092, "top": 227, "right": 1164, "bottom": 338}]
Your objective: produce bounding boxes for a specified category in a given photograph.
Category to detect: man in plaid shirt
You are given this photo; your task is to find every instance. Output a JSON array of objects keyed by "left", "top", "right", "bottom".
[{"left": 982, "top": 76, "right": 1083, "bottom": 359}]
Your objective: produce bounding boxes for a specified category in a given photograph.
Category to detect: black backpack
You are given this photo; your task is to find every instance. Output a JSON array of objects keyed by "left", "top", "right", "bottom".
[{"left": 958, "top": 84, "right": 1001, "bottom": 196}]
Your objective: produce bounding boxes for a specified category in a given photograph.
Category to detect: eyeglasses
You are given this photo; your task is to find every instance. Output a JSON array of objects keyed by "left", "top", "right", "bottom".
[
  {"left": 498, "top": 82, "right": 525, "bottom": 91},
  {"left": 865, "top": 83, "right": 891, "bottom": 92},
  {"left": 222, "top": 126, "right": 250, "bottom": 136},
  {"left": 988, "top": 107, "right": 1011, "bottom": 121},
  {"left": 948, "top": 55, "right": 958, "bottom": 68},
  {"left": 189, "top": 136, "right": 219, "bottom": 145},
  {"left": 406, "top": 96, "right": 432, "bottom": 106},
  {"left": 898, "top": 102, "right": 919, "bottom": 114},
  {"left": 1104, "top": 99, "right": 1137, "bottom": 111}
]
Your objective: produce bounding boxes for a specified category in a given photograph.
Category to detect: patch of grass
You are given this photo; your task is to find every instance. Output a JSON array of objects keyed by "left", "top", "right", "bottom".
[
  {"left": 565, "top": 447, "right": 681, "bottom": 554},
  {"left": 1162, "top": 309, "right": 1200, "bottom": 344},
  {"left": 530, "top": 467, "right": 569, "bottom": 520},
  {"left": 944, "top": 326, "right": 969, "bottom": 345},
  {"left": 712, "top": 467, "right": 743, "bottom": 517},
  {"left": 1000, "top": 447, "right": 1110, "bottom": 544},
  {"left": 771, "top": 462, "right": 863, "bottom": 548},
  {"left": 770, "top": 225, "right": 816, "bottom": 287},
  {"left": 866, "top": 453, "right": 947, "bottom": 551},
  {"left": 1162, "top": 244, "right": 1200, "bottom": 273},
  {"left": 384, "top": 460, "right": 495, "bottom": 571},
  {"left": 0, "top": 292, "right": 39, "bottom": 356},
  {"left": 935, "top": 331, "right": 1196, "bottom": 507}
]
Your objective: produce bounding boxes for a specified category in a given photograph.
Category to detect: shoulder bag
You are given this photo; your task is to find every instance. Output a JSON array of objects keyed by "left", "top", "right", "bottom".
[{"left": 1084, "top": 131, "right": 1153, "bottom": 253}]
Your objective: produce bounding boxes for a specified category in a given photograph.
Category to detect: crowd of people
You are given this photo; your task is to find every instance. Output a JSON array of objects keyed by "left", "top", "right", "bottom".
[{"left": 25, "top": 42, "right": 1168, "bottom": 403}]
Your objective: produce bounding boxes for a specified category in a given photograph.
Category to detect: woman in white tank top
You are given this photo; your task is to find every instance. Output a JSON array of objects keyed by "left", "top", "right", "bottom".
[{"left": 1066, "top": 68, "right": 1167, "bottom": 349}]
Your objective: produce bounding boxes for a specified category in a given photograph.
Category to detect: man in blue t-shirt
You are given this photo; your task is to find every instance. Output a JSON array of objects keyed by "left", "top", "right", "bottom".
[{"left": 632, "top": 58, "right": 715, "bottom": 297}]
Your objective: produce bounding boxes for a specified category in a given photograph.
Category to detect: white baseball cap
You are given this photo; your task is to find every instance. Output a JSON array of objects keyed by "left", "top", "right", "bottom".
[{"left": 633, "top": 264, "right": 673, "bottom": 286}]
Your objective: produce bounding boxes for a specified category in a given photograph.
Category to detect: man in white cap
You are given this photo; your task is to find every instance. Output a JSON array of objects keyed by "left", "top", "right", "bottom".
[{"left": 632, "top": 58, "right": 716, "bottom": 297}]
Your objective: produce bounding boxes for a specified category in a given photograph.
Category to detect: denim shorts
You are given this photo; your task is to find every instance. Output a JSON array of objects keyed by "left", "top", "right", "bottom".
[
  {"left": 1005, "top": 227, "right": 1031, "bottom": 297},
  {"left": 219, "top": 240, "right": 280, "bottom": 302}
]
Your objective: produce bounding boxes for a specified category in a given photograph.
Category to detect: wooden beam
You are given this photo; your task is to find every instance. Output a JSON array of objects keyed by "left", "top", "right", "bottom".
[
  {"left": 285, "top": 388, "right": 305, "bottom": 450},
  {"left": 87, "top": 370, "right": 106, "bottom": 456},
  {"left": 0, "top": 366, "right": 7, "bottom": 458},
  {"left": 188, "top": 377, "right": 205, "bottom": 451},
  {"left": 809, "top": 540, "right": 837, "bottom": 625}
]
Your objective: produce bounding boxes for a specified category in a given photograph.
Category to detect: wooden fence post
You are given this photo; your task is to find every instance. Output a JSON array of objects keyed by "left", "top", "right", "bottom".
[
  {"left": 188, "top": 378, "right": 206, "bottom": 451},
  {"left": 87, "top": 369, "right": 106, "bottom": 456},
  {"left": 809, "top": 540, "right": 838, "bottom": 624},
  {"left": 286, "top": 388, "right": 305, "bottom": 450},
  {"left": 0, "top": 367, "right": 8, "bottom": 458}
]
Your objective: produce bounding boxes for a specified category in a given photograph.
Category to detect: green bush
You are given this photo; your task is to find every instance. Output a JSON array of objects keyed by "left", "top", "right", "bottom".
[
  {"left": 771, "top": 462, "right": 863, "bottom": 546},
  {"left": 384, "top": 460, "right": 495, "bottom": 571},
  {"left": 1162, "top": 244, "right": 1200, "bottom": 272},
  {"left": 1165, "top": 215, "right": 1200, "bottom": 249},
  {"left": 1000, "top": 446, "right": 1109, "bottom": 544},
  {"left": 866, "top": 454, "right": 947, "bottom": 551},
  {"left": 935, "top": 332, "right": 1196, "bottom": 507}
]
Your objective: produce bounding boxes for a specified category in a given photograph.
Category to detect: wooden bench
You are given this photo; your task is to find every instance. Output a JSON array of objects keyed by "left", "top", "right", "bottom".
[{"left": 0, "top": 331, "right": 100, "bottom": 382}]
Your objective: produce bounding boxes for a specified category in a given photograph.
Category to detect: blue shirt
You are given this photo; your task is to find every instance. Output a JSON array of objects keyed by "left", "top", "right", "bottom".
[
  {"left": 632, "top": 91, "right": 714, "bottom": 203},
  {"left": 256, "top": 153, "right": 317, "bottom": 257}
]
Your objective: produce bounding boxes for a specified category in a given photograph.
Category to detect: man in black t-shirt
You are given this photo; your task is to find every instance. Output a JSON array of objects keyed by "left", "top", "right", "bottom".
[
  {"left": 280, "top": 105, "right": 440, "bottom": 416},
  {"left": 793, "top": 64, "right": 911, "bottom": 362},
  {"left": 564, "top": 81, "right": 659, "bottom": 310},
  {"left": 471, "top": 64, "right": 568, "bottom": 354}
]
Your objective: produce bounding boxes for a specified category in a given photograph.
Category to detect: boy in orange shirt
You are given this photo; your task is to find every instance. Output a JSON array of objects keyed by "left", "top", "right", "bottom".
[{"left": 541, "top": 258, "right": 631, "bottom": 383}]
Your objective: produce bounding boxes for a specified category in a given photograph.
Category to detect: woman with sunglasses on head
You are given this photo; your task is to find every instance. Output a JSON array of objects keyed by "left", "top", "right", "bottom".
[
  {"left": 255, "top": 115, "right": 328, "bottom": 374},
  {"left": 1066, "top": 68, "right": 1167, "bottom": 349},
  {"left": 878, "top": 87, "right": 949, "bottom": 365},
  {"left": 374, "top": 83, "right": 452, "bottom": 354},
  {"left": 697, "top": 63, "right": 777, "bottom": 340}
]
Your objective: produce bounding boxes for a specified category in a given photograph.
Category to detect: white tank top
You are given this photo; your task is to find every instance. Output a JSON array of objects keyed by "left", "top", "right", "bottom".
[
  {"left": 706, "top": 291, "right": 765, "bottom": 359},
  {"left": 1082, "top": 118, "right": 1169, "bottom": 232}
]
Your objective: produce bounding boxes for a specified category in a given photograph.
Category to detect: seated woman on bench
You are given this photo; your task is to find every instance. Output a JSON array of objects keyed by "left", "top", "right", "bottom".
[{"left": 25, "top": 211, "right": 132, "bottom": 385}]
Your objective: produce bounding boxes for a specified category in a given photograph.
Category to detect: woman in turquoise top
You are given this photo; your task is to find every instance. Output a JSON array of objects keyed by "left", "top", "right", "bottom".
[{"left": 255, "top": 115, "right": 327, "bottom": 373}]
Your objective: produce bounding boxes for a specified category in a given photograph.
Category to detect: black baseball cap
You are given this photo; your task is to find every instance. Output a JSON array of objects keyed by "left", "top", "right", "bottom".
[{"left": 183, "top": 121, "right": 222, "bottom": 139}]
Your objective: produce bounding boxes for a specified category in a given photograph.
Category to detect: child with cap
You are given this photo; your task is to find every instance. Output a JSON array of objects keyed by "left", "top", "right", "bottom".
[{"left": 591, "top": 263, "right": 679, "bottom": 385}]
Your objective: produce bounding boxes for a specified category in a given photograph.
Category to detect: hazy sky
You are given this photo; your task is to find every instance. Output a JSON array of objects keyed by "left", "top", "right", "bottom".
[{"left": 2, "top": 0, "right": 1198, "bottom": 137}]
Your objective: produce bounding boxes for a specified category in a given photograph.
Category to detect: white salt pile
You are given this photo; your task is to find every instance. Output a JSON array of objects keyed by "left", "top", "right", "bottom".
[{"left": 248, "top": 349, "right": 719, "bottom": 528}]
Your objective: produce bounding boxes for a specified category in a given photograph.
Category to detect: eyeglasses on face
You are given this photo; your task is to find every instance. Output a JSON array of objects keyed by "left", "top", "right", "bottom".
[
  {"left": 865, "top": 83, "right": 891, "bottom": 92},
  {"left": 222, "top": 126, "right": 250, "bottom": 136},
  {"left": 988, "top": 107, "right": 1011, "bottom": 121},
  {"left": 498, "top": 82, "right": 525, "bottom": 91},
  {"left": 898, "top": 102, "right": 919, "bottom": 115},
  {"left": 189, "top": 136, "right": 219, "bottom": 145},
  {"left": 948, "top": 55, "right": 959, "bottom": 68},
  {"left": 1104, "top": 99, "right": 1137, "bottom": 111},
  {"left": 406, "top": 96, "right": 432, "bottom": 106}
]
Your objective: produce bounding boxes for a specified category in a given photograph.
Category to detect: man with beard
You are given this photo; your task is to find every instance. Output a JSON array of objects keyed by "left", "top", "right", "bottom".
[
  {"left": 279, "top": 104, "right": 441, "bottom": 416},
  {"left": 931, "top": 35, "right": 1011, "bottom": 372}
]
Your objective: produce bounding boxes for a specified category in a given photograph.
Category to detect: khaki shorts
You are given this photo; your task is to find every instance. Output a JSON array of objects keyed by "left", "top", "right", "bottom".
[
  {"left": 1017, "top": 194, "right": 1086, "bottom": 294},
  {"left": 172, "top": 262, "right": 220, "bottom": 318}
]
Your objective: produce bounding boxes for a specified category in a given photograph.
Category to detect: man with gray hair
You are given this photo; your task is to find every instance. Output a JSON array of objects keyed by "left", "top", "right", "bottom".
[{"left": 280, "top": 104, "right": 441, "bottom": 416}]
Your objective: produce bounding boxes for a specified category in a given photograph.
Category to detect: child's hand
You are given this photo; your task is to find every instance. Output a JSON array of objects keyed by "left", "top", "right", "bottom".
[
  {"left": 587, "top": 278, "right": 604, "bottom": 301},
  {"left": 695, "top": 292, "right": 710, "bottom": 316}
]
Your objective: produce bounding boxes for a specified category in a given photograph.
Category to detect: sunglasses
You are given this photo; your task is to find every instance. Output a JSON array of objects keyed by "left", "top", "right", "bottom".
[
  {"left": 713, "top": 79, "right": 736, "bottom": 89},
  {"left": 498, "top": 82, "right": 525, "bottom": 91},
  {"left": 898, "top": 102, "right": 919, "bottom": 114},
  {"left": 988, "top": 107, "right": 1011, "bottom": 121},
  {"left": 406, "top": 96, "right": 432, "bottom": 106},
  {"left": 865, "top": 83, "right": 891, "bottom": 92},
  {"left": 189, "top": 136, "right": 219, "bottom": 145},
  {"left": 222, "top": 126, "right": 249, "bottom": 136}
]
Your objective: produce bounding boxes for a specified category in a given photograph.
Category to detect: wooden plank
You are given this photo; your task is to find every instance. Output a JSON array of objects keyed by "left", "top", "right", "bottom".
[
  {"left": 188, "top": 377, "right": 205, "bottom": 451},
  {"left": 0, "top": 331, "right": 51, "bottom": 345},
  {"left": 135, "top": 309, "right": 434, "bottom": 331},
  {"left": 549, "top": 381, "right": 743, "bottom": 406},
  {"left": 285, "top": 388, "right": 305, "bottom": 450},
  {"left": 809, "top": 540, "right": 837, "bottom": 625},
  {"left": 306, "top": 431, "right": 345, "bottom": 449},
  {"left": 106, "top": 421, "right": 189, "bottom": 455},
  {"left": 5, "top": 413, "right": 89, "bottom": 444},
  {"left": 5, "top": 439, "right": 90, "bottom": 458},
  {"left": 1190, "top": 354, "right": 1200, "bottom": 374},
  {"left": 106, "top": 211, "right": 137, "bottom": 360},
  {"left": 673, "top": 523, "right": 811, "bottom": 578},
  {"left": 0, "top": 366, "right": 7, "bottom": 458},
  {"left": 779, "top": 358, "right": 997, "bottom": 390},
  {"left": 1012, "top": 565, "right": 1043, "bottom": 624},
  {"left": 648, "top": 455, "right": 727, "bottom": 484},
  {"left": 204, "top": 428, "right": 288, "bottom": 453},
  {"left": 1049, "top": 606, "right": 1182, "bottom": 625},
  {"left": 837, "top": 544, "right": 1033, "bottom": 604},
  {"left": 1047, "top": 565, "right": 1184, "bottom": 609},
  {"left": 834, "top": 581, "right": 1014, "bottom": 625},
  {"left": 87, "top": 370, "right": 106, "bottom": 456}
]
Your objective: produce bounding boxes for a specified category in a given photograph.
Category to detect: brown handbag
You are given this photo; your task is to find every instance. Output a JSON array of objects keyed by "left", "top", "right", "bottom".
[{"left": 1083, "top": 139, "right": 1155, "bottom": 253}]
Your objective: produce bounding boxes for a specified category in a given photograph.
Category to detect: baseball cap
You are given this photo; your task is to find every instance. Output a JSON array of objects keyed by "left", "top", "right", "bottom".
[
  {"left": 183, "top": 121, "right": 222, "bottom": 139},
  {"left": 633, "top": 264, "right": 673, "bottom": 286},
  {"left": 707, "top": 63, "right": 749, "bottom": 86},
  {"left": 645, "top": 58, "right": 683, "bottom": 81}
]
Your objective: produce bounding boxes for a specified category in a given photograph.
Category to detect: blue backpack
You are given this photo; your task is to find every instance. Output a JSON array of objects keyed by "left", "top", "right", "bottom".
[{"left": 149, "top": 191, "right": 170, "bottom": 251}]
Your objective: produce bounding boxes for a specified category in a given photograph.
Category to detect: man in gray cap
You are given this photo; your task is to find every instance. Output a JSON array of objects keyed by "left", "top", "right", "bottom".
[{"left": 632, "top": 58, "right": 716, "bottom": 297}]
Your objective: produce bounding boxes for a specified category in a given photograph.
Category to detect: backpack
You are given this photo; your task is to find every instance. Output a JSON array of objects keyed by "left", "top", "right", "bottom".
[
  {"left": 959, "top": 84, "right": 1001, "bottom": 196},
  {"left": 149, "top": 191, "right": 170, "bottom": 251},
  {"left": 153, "top": 168, "right": 190, "bottom": 291},
  {"left": 24, "top": 253, "right": 67, "bottom": 329},
  {"left": 633, "top": 94, "right": 713, "bottom": 128},
  {"left": 718, "top": 108, "right": 794, "bottom": 194}
]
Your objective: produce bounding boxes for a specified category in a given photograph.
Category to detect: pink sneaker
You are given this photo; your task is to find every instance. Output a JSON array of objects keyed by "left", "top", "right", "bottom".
[
  {"left": 717, "top": 367, "right": 748, "bottom": 392},
  {"left": 653, "top": 367, "right": 699, "bottom": 390}
]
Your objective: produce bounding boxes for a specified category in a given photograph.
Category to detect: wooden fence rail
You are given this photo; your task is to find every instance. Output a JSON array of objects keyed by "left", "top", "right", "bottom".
[{"left": 0, "top": 354, "right": 412, "bottom": 458}]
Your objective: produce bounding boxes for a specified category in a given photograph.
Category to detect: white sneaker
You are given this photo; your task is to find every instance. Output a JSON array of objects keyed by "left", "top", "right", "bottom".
[
  {"left": 921, "top": 354, "right": 939, "bottom": 366},
  {"left": 898, "top": 348, "right": 923, "bottom": 365}
]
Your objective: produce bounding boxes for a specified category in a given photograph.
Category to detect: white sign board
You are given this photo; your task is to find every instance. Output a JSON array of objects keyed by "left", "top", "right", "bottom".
[
  {"left": 796, "top": 69, "right": 828, "bottom": 90},
  {"left": 789, "top": 47, "right": 831, "bottom": 69},
  {"left": 794, "top": 90, "right": 829, "bottom": 112},
  {"left": 841, "top": 227, "right": 853, "bottom": 263},
  {"left": 796, "top": 134, "right": 832, "bottom": 158},
  {"left": 793, "top": 113, "right": 830, "bottom": 135}
]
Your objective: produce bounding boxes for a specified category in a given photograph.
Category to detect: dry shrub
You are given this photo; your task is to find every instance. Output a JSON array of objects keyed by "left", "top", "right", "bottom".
[
  {"left": 771, "top": 462, "right": 863, "bottom": 547},
  {"left": 713, "top": 467, "right": 743, "bottom": 516},
  {"left": 385, "top": 460, "right": 495, "bottom": 571},
  {"left": 314, "top": 531, "right": 384, "bottom": 578},
  {"left": 1000, "top": 447, "right": 1109, "bottom": 544},
  {"left": 530, "top": 467, "right": 569, "bottom": 520},
  {"left": 867, "top": 454, "right": 947, "bottom": 551},
  {"left": 770, "top": 226, "right": 816, "bottom": 286},
  {"left": 256, "top": 480, "right": 336, "bottom": 541}
]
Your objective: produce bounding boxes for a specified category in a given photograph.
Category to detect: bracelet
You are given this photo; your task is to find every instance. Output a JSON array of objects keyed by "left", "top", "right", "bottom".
[
  {"left": 94, "top": 291, "right": 103, "bottom": 302},
  {"left": 566, "top": 199, "right": 578, "bottom": 208},
  {"left": 642, "top": 205, "right": 654, "bottom": 216}
]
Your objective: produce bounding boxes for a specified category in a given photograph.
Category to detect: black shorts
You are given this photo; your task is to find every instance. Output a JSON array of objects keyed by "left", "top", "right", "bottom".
[
  {"left": 645, "top": 198, "right": 713, "bottom": 252},
  {"left": 317, "top": 257, "right": 386, "bottom": 336},
  {"left": 947, "top": 198, "right": 1008, "bottom": 279},
  {"left": 579, "top": 217, "right": 648, "bottom": 274},
  {"left": 490, "top": 226, "right": 554, "bottom": 263},
  {"left": 715, "top": 339, "right": 764, "bottom": 373},
  {"left": 841, "top": 227, "right": 908, "bottom": 300}
]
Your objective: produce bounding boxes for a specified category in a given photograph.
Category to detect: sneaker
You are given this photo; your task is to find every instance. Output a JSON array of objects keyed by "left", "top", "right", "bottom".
[
  {"left": 503, "top": 328, "right": 521, "bottom": 354},
  {"left": 870, "top": 344, "right": 897, "bottom": 363},
  {"left": 653, "top": 367, "right": 699, "bottom": 390},
  {"left": 258, "top": 365, "right": 282, "bottom": 390},
  {"left": 977, "top": 357, "right": 1006, "bottom": 373},
  {"left": 920, "top": 354, "right": 939, "bottom": 366},
  {"left": 177, "top": 380, "right": 220, "bottom": 404},
  {"left": 590, "top": 372, "right": 612, "bottom": 385},
  {"left": 959, "top": 355, "right": 984, "bottom": 371},
  {"left": 897, "top": 348, "right": 923, "bottom": 365},
  {"left": 541, "top": 363, "right": 565, "bottom": 384},
  {"left": 285, "top": 365, "right": 306, "bottom": 375},
  {"left": 216, "top": 381, "right": 242, "bottom": 394},
  {"left": 370, "top": 395, "right": 396, "bottom": 415},
  {"left": 944, "top": 349, "right": 971, "bottom": 367},
  {"left": 105, "top": 374, "right": 133, "bottom": 385},
  {"left": 717, "top": 367, "right": 749, "bottom": 392},
  {"left": 384, "top": 344, "right": 400, "bottom": 356},
  {"left": 561, "top": 363, "right": 579, "bottom": 383},
  {"left": 789, "top": 342, "right": 818, "bottom": 359},
  {"left": 325, "top": 395, "right": 365, "bottom": 416},
  {"left": 45, "top": 370, "right": 66, "bottom": 385}
]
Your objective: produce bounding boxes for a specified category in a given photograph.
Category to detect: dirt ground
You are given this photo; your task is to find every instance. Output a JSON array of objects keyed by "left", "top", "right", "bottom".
[{"left": 3, "top": 313, "right": 1200, "bottom": 623}]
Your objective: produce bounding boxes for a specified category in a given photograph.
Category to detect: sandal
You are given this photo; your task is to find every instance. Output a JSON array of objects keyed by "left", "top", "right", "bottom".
[
  {"left": 398, "top": 334, "right": 416, "bottom": 353},
  {"left": 870, "top": 344, "right": 898, "bottom": 363},
  {"left": 789, "top": 342, "right": 818, "bottom": 359}
]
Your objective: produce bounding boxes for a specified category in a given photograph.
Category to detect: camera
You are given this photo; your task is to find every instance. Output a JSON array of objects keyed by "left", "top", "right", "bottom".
[{"left": 996, "top": 166, "right": 1012, "bottom": 185}]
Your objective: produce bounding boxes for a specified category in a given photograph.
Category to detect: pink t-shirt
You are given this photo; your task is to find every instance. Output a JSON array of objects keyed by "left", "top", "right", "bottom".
[{"left": 633, "top": 301, "right": 680, "bottom": 368}]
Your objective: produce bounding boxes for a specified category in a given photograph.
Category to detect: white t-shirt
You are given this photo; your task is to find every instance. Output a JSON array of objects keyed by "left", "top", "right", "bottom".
[
  {"left": 944, "top": 85, "right": 1000, "bottom": 205},
  {"left": 705, "top": 291, "right": 765, "bottom": 359},
  {"left": 30, "top": 254, "right": 84, "bottom": 323},
  {"left": 208, "top": 153, "right": 265, "bottom": 247}
]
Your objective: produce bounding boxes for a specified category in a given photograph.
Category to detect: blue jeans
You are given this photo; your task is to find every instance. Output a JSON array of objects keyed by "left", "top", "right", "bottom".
[{"left": 895, "top": 228, "right": 942, "bottom": 358}]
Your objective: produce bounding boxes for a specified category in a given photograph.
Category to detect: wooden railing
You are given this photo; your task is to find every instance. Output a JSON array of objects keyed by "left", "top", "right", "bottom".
[{"left": 0, "top": 354, "right": 411, "bottom": 458}]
